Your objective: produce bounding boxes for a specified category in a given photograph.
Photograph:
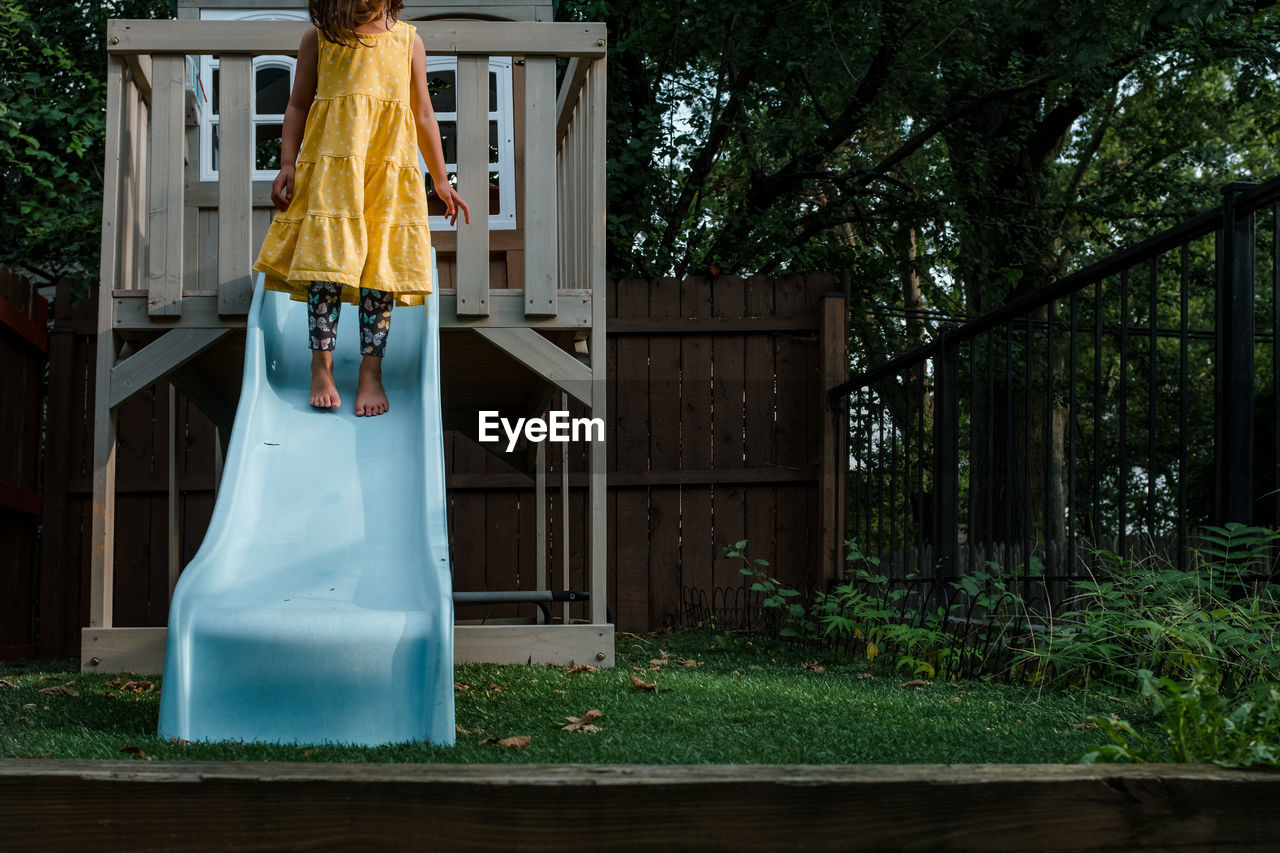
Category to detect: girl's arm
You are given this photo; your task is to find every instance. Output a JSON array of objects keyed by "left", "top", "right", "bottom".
[
  {"left": 410, "top": 33, "right": 471, "bottom": 226},
  {"left": 271, "top": 28, "right": 319, "bottom": 212}
]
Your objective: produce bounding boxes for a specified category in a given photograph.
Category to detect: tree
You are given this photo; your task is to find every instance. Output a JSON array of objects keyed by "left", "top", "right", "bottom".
[{"left": 0, "top": 0, "right": 170, "bottom": 289}]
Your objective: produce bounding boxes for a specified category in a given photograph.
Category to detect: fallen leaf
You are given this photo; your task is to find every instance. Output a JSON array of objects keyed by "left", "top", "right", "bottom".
[
  {"left": 677, "top": 658, "right": 703, "bottom": 667},
  {"left": 456, "top": 725, "right": 482, "bottom": 736},
  {"left": 104, "top": 692, "right": 115, "bottom": 700},
  {"left": 481, "top": 735, "right": 531, "bottom": 749},
  {"left": 899, "top": 679, "right": 929, "bottom": 688},
  {"left": 38, "top": 684, "right": 79, "bottom": 697},
  {"left": 565, "top": 664, "right": 596, "bottom": 675},
  {"left": 118, "top": 680, "right": 154, "bottom": 693},
  {"left": 0, "top": 679, "right": 17, "bottom": 689},
  {"left": 1069, "top": 722, "right": 1100, "bottom": 730},
  {"left": 168, "top": 737, "right": 192, "bottom": 746},
  {"left": 947, "top": 696, "right": 962, "bottom": 703},
  {"left": 800, "top": 661, "right": 825, "bottom": 673},
  {"left": 562, "top": 709, "right": 603, "bottom": 732},
  {"left": 630, "top": 675, "right": 658, "bottom": 693},
  {"left": 454, "top": 682, "right": 473, "bottom": 692},
  {"left": 857, "top": 673, "right": 873, "bottom": 680},
  {"left": 1110, "top": 713, "right": 1120, "bottom": 721},
  {"left": 1107, "top": 696, "right": 1122, "bottom": 703},
  {"left": 488, "top": 684, "right": 505, "bottom": 692},
  {"left": 120, "top": 746, "right": 148, "bottom": 759}
]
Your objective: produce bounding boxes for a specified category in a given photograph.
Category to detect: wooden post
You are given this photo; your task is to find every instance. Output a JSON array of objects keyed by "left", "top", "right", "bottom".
[
  {"left": 536, "top": 440, "right": 547, "bottom": 623},
  {"left": 560, "top": 391, "right": 571, "bottom": 625},
  {"left": 522, "top": 56, "right": 557, "bottom": 316},
  {"left": 90, "top": 59, "right": 127, "bottom": 630},
  {"left": 587, "top": 59, "right": 608, "bottom": 626},
  {"left": 455, "top": 55, "right": 490, "bottom": 317},
  {"left": 168, "top": 384, "right": 181, "bottom": 602},
  {"left": 217, "top": 56, "right": 254, "bottom": 315},
  {"left": 147, "top": 55, "right": 185, "bottom": 317},
  {"left": 819, "top": 291, "right": 848, "bottom": 581}
]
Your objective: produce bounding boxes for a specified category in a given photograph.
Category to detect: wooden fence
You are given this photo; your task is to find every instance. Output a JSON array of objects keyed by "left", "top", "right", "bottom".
[
  {"left": 31, "top": 273, "right": 844, "bottom": 656},
  {"left": 0, "top": 269, "right": 48, "bottom": 658}
]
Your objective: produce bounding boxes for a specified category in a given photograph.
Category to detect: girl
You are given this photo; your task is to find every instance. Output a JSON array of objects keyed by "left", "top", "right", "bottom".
[{"left": 253, "top": 0, "right": 470, "bottom": 417}]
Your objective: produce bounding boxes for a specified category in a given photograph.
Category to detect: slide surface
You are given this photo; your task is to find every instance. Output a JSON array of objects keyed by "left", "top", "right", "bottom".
[{"left": 158, "top": 258, "right": 454, "bottom": 746}]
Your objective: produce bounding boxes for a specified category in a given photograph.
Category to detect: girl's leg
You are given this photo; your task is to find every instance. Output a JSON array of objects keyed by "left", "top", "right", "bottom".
[
  {"left": 308, "top": 281, "right": 343, "bottom": 408},
  {"left": 355, "top": 288, "right": 393, "bottom": 417}
]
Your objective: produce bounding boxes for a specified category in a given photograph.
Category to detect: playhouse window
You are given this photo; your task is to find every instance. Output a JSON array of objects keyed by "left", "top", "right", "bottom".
[
  {"left": 194, "top": 10, "right": 516, "bottom": 231},
  {"left": 422, "top": 57, "right": 516, "bottom": 231}
]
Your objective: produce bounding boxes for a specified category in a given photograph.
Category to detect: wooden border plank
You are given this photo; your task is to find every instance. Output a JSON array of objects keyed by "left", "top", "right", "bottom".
[
  {"left": 5, "top": 760, "right": 1280, "bottom": 853},
  {"left": 107, "top": 20, "right": 608, "bottom": 58}
]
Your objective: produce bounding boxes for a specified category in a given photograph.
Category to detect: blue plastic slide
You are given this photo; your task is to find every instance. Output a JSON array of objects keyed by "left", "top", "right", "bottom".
[{"left": 158, "top": 256, "right": 454, "bottom": 747}]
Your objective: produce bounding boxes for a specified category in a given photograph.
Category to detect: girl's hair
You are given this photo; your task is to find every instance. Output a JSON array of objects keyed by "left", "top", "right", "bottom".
[{"left": 309, "top": 0, "right": 405, "bottom": 48}]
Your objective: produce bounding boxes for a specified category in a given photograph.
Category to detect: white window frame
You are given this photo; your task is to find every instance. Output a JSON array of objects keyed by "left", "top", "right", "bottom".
[
  {"left": 194, "top": 10, "right": 518, "bottom": 232},
  {"left": 197, "top": 9, "right": 309, "bottom": 183},
  {"left": 422, "top": 56, "right": 517, "bottom": 231}
]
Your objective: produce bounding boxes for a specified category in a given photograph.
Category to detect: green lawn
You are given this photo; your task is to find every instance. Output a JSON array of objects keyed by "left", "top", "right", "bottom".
[{"left": 0, "top": 631, "right": 1157, "bottom": 764}]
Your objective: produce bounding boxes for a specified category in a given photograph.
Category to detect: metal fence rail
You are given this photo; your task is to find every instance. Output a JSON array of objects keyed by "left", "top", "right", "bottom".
[{"left": 829, "top": 179, "right": 1280, "bottom": 596}]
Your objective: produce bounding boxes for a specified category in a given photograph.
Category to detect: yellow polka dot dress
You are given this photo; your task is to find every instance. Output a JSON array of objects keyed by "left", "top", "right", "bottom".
[{"left": 253, "top": 21, "right": 432, "bottom": 307}]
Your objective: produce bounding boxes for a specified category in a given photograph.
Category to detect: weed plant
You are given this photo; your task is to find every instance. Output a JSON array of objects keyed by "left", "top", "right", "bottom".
[{"left": 725, "top": 524, "right": 1280, "bottom": 767}]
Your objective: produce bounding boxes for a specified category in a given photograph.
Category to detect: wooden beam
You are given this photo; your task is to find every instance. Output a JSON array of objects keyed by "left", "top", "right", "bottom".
[
  {"left": 523, "top": 56, "right": 558, "bottom": 317},
  {"left": 216, "top": 56, "right": 254, "bottom": 315},
  {"left": 109, "top": 328, "right": 230, "bottom": 410},
  {"left": 147, "top": 55, "right": 185, "bottom": 317},
  {"left": 113, "top": 290, "right": 594, "bottom": 330},
  {"left": 123, "top": 53, "right": 152, "bottom": 107},
  {"left": 80, "top": 625, "right": 613, "bottom": 673},
  {"left": 555, "top": 56, "right": 590, "bottom": 140},
  {"left": 106, "top": 20, "right": 607, "bottom": 57},
  {"left": 455, "top": 54, "right": 490, "bottom": 318},
  {"left": 90, "top": 58, "right": 126, "bottom": 632},
  {"left": 473, "top": 327, "right": 592, "bottom": 406},
  {"left": 587, "top": 57, "right": 608, "bottom": 627},
  {"left": 608, "top": 316, "right": 819, "bottom": 334}
]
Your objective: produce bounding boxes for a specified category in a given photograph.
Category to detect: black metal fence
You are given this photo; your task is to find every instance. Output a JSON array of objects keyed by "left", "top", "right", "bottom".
[{"left": 829, "top": 179, "right": 1280, "bottom": 602}]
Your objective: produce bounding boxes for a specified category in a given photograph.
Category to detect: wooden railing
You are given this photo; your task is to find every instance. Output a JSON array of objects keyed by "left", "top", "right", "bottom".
[{"left": 101, "top": 19, "right": 607, "bottom": 323}]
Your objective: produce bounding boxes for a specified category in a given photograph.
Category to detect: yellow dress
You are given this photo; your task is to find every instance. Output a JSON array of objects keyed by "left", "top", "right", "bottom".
[{"left": 252, "top": 20, "right": 432, "bottom": 307}]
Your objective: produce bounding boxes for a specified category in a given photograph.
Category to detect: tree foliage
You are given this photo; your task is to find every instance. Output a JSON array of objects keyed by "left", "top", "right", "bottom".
[
  {"left": 0, "top": 0, "right": 170, "bottom": 288},
  {"left": 559, "top": 0, "right": 1280, "bottom": 333}
]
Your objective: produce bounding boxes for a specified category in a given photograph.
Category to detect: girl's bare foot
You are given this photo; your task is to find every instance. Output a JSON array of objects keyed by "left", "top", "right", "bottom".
[
  {"left": 355, "top": 356, "right": 389, "bottom": 416},
  {"left": 310, "top": 351, "right": 340, "bottom": 408}
]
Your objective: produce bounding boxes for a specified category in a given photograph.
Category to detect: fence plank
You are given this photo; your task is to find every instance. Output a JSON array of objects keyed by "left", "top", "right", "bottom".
[
  {"left": 647, "top": 277, "right": 682, "bottom": 626},
  {"left": 613, "top": 281, "right": 649, "bottom": 631}
]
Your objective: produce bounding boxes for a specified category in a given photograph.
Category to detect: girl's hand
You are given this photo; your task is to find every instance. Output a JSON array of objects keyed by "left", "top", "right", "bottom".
[
  {"left": 438, "top": 184, "right": 471, "bottom": 226},
  {"left": 271, "top": 166, "right": 296, "bottom": 212}
]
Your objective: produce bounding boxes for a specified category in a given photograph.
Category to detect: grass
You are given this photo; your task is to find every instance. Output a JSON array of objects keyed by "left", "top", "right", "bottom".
[{"left": 0, "top": 630, "right": 1159, "bottom": 764}]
